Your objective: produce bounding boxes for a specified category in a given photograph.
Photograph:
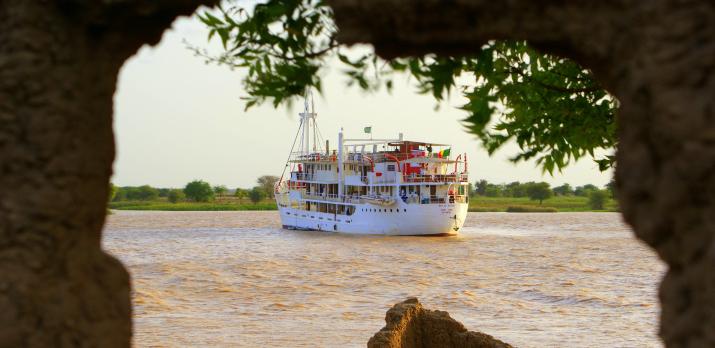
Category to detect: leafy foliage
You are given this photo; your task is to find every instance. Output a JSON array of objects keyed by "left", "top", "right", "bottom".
[
  {"left": 168, "top": 189, "right": 186, "bottom": 203},
  {"left": 552, "top": 183, "right": 574, "bottom": 196},
  {"left": 249, "top": 186, "right": 267, "bottom": 204},
  {"left": 184, "top": 180, "right": 215, "bottom": 202},
  {"left": 257, "top": 175, "right": 280, "bottom": 195},
  {"left": 195, "top": 0, "right": 617, "bottom": 173},
  {"left": 234, "top": 188, "right": 249, "bottom": 200},
  {"left": 213, "top": 185, "right": 229, "bottom": 196},
  {"left": 588, "top": 189, "right": 609, "bottom": 210},
  {"left": 526, "top": 182, "right": 553, "bottom": 204},
  {"left": 574, "top": 184, "right": 598, "bottom": 197}
]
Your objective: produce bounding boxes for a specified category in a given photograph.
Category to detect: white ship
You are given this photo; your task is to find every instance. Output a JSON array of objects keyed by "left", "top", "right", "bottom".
[{"left": 274, "top": 93, "right": 469, "bottom": 235}]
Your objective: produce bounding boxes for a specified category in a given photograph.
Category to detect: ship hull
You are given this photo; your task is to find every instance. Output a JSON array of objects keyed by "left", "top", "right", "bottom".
[{"left": 277, "top": 201, "right": 468, "bottom": 236}]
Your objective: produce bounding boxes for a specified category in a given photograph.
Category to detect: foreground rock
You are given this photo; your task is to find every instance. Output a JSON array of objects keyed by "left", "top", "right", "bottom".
[{"left": 368, "top": 298, "right": 511, "bottom": 348}]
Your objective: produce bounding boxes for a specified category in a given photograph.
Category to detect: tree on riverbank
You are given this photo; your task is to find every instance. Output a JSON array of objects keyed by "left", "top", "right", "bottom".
[
  {"left": 249, "top": 186, "right": 266, "bottom": 204},
  {"left": 553, "top": 183, "right": 574, "bottom": 196},
  {"left": 184, "top": 180, "right": 215, "bottom": 202},
  {"left": 588, "top": 190, "right": 608, "bottom": 210},
  {"left": 213, "top": 185, "right": 228, "bottom": 197},
  {"left": 526, "top": 182, "right": 552, "bottom": 204},
  {"left": 257, "top": 175, "right": 279, "bottom": 196}
]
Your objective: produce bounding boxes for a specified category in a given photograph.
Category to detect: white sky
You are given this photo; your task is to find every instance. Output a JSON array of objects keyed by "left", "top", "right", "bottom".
[{"left": 112, "top": 15, "right": 612, "bottom": 189}]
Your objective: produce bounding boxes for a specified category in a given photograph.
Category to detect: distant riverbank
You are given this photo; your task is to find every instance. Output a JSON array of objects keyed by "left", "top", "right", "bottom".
[
  {"left": 109, "top": 195, "right": 617, "bottom": 212},
  {"left": 468, "top": 196, "right": 618, "bottom": 212},
  {"left": 109, "top": 201, "right": 276, "bottom": 211}
]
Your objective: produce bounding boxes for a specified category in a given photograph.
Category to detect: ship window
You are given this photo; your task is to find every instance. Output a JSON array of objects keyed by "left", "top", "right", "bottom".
[
  {"left": 390, "top": 209, "right": 393, "bottom": 212},
  {"left": 387, "top": 164, "right": 395, "bottom": 171},
  {"left": 404, "top": 209, "right": 407, "bottom": 212}
]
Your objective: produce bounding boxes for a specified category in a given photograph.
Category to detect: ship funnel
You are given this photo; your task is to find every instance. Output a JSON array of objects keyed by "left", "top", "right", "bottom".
[{"left": 325, "top": 140, "right": 330, "bottom": 156}]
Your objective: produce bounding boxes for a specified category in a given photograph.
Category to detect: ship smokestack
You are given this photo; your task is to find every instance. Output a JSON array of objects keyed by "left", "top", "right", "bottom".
[{"left": 326, "top": 140, "right": 330, "bottom": 156}]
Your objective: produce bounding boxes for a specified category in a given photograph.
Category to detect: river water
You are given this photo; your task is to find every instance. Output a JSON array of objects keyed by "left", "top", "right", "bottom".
[{"left": 103, "top": 211, "right": 664, "bottom": 347}]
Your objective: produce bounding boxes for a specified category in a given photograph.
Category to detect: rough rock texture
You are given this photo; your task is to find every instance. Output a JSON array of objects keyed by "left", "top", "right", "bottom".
[
  {"left": 368, "top": 298, "right": 511, "bottom": 348},
  {"left": 0, "top": 1, "right": 216, "bottom": 346},
  {"left": 327, "top": 1, "right": 715, "bottom": 346},
  {"left": 1, "top": 0, "right": 713, "bottom": 347}
]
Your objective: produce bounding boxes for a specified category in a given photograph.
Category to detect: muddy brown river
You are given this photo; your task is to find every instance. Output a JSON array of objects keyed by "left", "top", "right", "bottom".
[{"left": 103, "top": 211, "right": 664, "bottom": 347}]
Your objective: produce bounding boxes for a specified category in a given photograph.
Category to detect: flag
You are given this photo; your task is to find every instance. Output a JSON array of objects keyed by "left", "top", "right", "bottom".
[
  {"left": 364, "top": 126, "right": 372, "bottom": 134},
  {"left": 438, "top": 148, "right": 451, "bottom": 158}
]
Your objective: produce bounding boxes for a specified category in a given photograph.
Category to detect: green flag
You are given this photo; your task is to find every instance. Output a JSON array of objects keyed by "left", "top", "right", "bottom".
[
  {"left": 438, "top": 148, "right": 451, "bottom": 158},
  {"left": 364, "top": 126, "right": 372, "bottom": 134}
]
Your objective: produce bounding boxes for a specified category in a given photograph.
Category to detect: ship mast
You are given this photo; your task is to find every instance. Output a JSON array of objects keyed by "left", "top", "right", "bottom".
[{"left": 299, "top": 90, "right": 317, "bottom": 155}]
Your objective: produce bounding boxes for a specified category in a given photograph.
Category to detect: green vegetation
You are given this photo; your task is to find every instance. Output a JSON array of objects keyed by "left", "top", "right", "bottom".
[
  {"left": 552, "top": 183, "right": 573, "bottom": 196},
  {"left": 469, "top": 195, "right": 618, "bottom": 212},
  {"left": 526, "top": 182, "right": 552, "bottom": 204},
  {"left": 256, "top": 175, "right": 279, "bottom": 195},
  {"left": 109, "top": 176, "right": 282, "bottom": 211},
  {"left": 249, "top": 186, "right": 267, "bottom": 204},
  {"left": 588, "top": 189, "right": 609, "bottom": 210},
  {"left": 505, "top": 206, "right": 558, "bottom": 213},
  {"left": 109, "top": 183, "right": 117, "bottom": 202},
  {"left": 109, "top": 201, "right": 276, "bottom": 211},
  {"left": 195, "top": 1, "right": 616, "bottom": 173},
  {"left": 468, "top": 179, "right": 617, "bottom": 212},
  {"left": 167, "top": 189, "right": 185, "bottom": 203},
  {"left": 184, "top": 180, "right": 215, "bottom": 202},
  {"left": 213, "top": 185, "right": 228, "bottom": 196}
]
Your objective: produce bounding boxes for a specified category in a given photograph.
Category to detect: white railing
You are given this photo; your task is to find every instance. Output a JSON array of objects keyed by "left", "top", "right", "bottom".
[{"left": 401, "top": 173, "right": 469, "bottom": 183}]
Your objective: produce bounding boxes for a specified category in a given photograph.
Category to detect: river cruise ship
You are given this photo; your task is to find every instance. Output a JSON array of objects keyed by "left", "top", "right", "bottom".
[{"left": 274, "top": 94, "right": 469, "bottom": 235}]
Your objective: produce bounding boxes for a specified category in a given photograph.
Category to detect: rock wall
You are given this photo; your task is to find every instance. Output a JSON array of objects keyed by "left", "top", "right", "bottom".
[
  {"left": 327, "top": 1, "right": 715, "bottom": 346},
  {"left": 0, "top": 1, "right": 216, "bottom": 346},
  {"left": 368, "top": 298, "right": 511, "bottom": 348},
  {"left": 1, "top": 0, "right": 713, "bottom": 346}
]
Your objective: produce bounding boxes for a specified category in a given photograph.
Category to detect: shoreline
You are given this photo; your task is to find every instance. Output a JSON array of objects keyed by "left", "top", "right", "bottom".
[{"left": 108, "top": 196, "right": 618, "bottom": 213}]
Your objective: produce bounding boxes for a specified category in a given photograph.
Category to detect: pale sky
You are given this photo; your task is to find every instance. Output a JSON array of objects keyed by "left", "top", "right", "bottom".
[{"left": 113, "top": 15, "right": 612, "bottom": 189}]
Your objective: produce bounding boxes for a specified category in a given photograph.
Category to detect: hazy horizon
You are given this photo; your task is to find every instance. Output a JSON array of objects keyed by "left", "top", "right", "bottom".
[{"left": 112, "top": 15, "right": 613, "bottom": 189}]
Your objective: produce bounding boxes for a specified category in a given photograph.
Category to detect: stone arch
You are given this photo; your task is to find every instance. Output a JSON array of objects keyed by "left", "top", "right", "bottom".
[
  {"left": 0, "top": 1, "right": 217, "bottom": 345},
  {"left": 325, "top": 1, "right": 714, "bottom": 346},
  {"left": 1, "top": 0, "right": 712, "bottom": 346}
]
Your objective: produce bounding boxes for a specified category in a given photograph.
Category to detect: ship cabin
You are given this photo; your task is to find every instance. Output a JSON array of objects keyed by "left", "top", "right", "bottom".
[{"left": 277, "top": 137, "right": 469, "bottom": 215}]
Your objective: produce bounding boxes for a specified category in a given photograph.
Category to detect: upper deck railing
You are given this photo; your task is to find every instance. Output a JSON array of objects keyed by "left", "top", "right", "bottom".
[{"left": 291, "top": 172, "right": 468, "bottom": 184}]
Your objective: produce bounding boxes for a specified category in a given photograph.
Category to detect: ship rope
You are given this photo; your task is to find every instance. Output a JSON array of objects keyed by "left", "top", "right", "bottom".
[{"left": 278, "top": 117, "right": 305, "bottom": 187}]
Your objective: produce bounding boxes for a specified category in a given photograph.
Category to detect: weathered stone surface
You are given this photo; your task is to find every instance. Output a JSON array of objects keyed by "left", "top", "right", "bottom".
[
  {"left": 368, "top": 298, "right": 511, "bottom": 348},
  {"left": 1, "top": 0, "right": 713, "bottom": 347},
  {"left": 327, "top": 1, "right": 715, "bottom": 346},
  {"left": 0, "top": 0, "right": 216, "bottom": 346}
]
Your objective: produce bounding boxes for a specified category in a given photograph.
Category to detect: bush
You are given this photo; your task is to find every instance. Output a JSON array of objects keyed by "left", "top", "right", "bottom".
[
  {"left": 588, "top": 189, "right": 609, "bottom": 210},
  {"left": 249, "top": 186, "right": 266, "bottom": 204},
  {"left": 506, "top": 205, "right": 557, "bottom": 213},
  {"left": 184, "top": 180, "right": 215, "bottom": 202},
  {"left": 167, "top": 189, "right": 185, "bottom": 203},
  {"left": 120, "top": 185, "right": 159, "bottom": 201}
]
